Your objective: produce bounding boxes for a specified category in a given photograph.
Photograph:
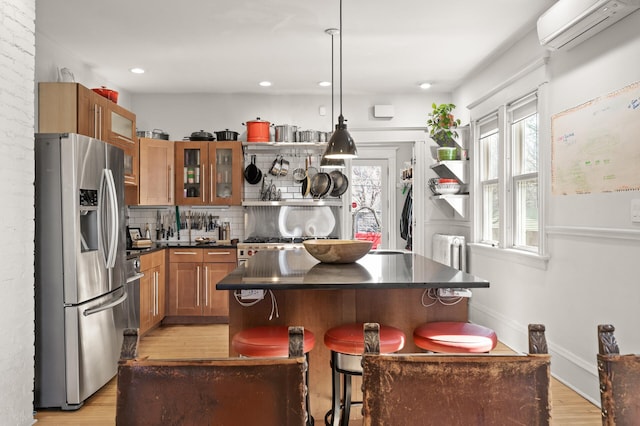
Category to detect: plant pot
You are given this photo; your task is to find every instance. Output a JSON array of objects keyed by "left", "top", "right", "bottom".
[{"left": 437, "top": 147, "right": 457, "bottom": 161}]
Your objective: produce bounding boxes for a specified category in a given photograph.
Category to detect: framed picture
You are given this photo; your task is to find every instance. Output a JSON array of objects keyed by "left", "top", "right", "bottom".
[{"left": 128, "top": 227, "right": 142, "bottom": 241}]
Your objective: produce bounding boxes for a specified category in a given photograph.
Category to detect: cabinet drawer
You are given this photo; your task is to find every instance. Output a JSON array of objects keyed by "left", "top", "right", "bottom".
[
  {"left": 169, "top": 248, "right": 204, "bottom": 263},
  {"left": 203, "top": 249, "right": 237, "bottom": 264},
  {"left": 140, "top": 250, "right": 165, "bottom": 270}
]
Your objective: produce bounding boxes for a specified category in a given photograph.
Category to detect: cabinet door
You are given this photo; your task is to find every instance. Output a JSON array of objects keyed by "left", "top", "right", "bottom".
[
  {"left": 106, "top": 104, "right": 138, "bottom": 186},
  {"left": 139, "top": 268, "right": 154, "bottom": 335},
  {"left": 139, "top": 138, "right": 175, "bottom": 205},
  {"left": 38, "top": 83, "right": 106, "bottom": 139},
  {"left": 150, "top": 266, "right": 166, "bottom": 325},
  {"left": 168, "top": 262, "right": 202, "bottom": 316},
  {"left": 175, "top": 141, "right": 209, "bottom": 205},
  {"left": 202, "top": 262, "right": 234, "bottom": 317},
  {"left": 209, "top": 142, "right": 243, "bottom": 206}
]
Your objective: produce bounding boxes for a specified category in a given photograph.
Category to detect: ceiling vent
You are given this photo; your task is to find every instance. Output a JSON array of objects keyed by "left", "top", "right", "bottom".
[{"left": 537, "top": 0, "right": 640, "bottom": 50}]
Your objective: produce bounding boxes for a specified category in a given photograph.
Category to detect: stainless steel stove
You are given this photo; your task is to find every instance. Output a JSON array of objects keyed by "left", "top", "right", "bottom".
[{"left": 236, "top": 236, "right": 336, "bottom": 265}]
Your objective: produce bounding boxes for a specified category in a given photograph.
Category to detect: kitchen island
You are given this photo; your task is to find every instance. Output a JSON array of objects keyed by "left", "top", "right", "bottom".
[{"left": 217, "top": 248, "right": 490, "bottom": 421}]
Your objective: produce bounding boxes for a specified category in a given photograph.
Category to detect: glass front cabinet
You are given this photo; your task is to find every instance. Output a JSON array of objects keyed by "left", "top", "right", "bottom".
[{"left": 174, "top": 141, "right": 243, "bottom": 206}]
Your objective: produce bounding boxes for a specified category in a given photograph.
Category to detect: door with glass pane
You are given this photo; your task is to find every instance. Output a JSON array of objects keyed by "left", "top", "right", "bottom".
[{"left": 350, "top": 159, "right": 388, "bottom": 249}]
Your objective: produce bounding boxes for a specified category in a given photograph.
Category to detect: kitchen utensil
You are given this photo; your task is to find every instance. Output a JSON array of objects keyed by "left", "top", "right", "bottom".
[
  {"left": 310, "top": 172, "right": 333, "bottom": 198},
  {"left": 92, "top": 86, "right": 118, "bottom": 103},
  {"left": 292, "top": 157, "right": 306, "bottom": 182},
  {"left": 244, "top": 155, "right": 262, "bottom": 184},
  {"left": 329, "top": 170, "right": 349, "bottom": 197},
  {"left": 189, "top": 130, "right": 215, "bottom": 141},
  {"left": 137, "top": 129, "right": 169, "bottom": 140},
  {"left": 306, "top": 155, "right": 318, "bottom": 178},
  {"left": 279, "top": 157, "right": 289, "bottom": 176},
  {"left": 274, "top": 124, "right": 297, "bottom": 142},
  {"left": 243, "top": 117, "right": 271, "bottom": 142},
  {"left": 269, "top": 155, "right": 282, "bottom": 176},
  {"left": 428, "top": 177, "right": 439, "bottom": 195},
  {"left": 214, "top": 129, "right": 239, "bottom": 141}
]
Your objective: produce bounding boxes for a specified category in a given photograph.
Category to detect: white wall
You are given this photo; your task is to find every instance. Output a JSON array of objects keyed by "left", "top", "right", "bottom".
[
  {"left": 455, "top": 14, "right": 640, "bottom": 405},
  {"left": 0, "top": 0, "right": 36, "bottom": 424}
]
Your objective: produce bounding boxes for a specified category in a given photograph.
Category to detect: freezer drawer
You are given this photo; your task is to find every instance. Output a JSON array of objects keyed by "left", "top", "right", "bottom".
[{"left": 35, "top": 286, "right": 128, "bottom": 409}]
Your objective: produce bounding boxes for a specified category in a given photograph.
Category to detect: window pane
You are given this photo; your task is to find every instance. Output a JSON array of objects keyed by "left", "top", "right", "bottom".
[
  {"left": 351, "top": 165, "right": 382, "bottom": 249},
  {"left": 513, "top": 114, "right": 538, "bottom": 175},
  {"left": 480, "top": 132, "right": 499, "bottom": 181},
  {"left": 514, "top": 178, "right": 539, "bottom": 248},
  {"left": 482, "top": 182, "right": 499, "bottom": 243}
]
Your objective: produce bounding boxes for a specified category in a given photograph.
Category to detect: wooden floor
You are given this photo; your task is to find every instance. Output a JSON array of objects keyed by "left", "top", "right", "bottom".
[{"left": 33, "top": 324, "right": 602, "bottom": 425}]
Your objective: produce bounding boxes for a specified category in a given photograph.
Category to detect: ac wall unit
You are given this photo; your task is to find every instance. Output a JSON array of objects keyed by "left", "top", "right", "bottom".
[{"left": 537, "top": 0, "right": 640, "bottom": 50}]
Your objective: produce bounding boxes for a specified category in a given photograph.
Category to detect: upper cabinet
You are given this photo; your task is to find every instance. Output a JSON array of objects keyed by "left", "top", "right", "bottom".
[
  {"left": 174, "top": 141, "right": 243, "bottom": 206},
  {"left": 139, "top": 138, "right": 175, "bottom": 206},
  {"left": 38, "top": 82, "right": 139, "bottom": 193}
]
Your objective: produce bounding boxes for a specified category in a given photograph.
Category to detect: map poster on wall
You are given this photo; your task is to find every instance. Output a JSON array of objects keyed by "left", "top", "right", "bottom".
[{"left": 551, "top": 80, "right": 640, "bottom": 195}]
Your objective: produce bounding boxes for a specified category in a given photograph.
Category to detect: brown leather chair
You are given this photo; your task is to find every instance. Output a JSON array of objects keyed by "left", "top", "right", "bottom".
[
  {"left": 597, "top": 324, "right": 640, "bottom": 425},
  {"left": 116, "top": 327, "right": 308, "bottom": 426},
  {"left": 362, "top": 323, "right": 551, "bottom": 426}
]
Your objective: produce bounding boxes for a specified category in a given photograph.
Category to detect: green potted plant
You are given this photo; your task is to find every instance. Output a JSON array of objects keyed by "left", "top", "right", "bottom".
[{"left": 427, "top": 103, "right": 461, "bottom": 161}]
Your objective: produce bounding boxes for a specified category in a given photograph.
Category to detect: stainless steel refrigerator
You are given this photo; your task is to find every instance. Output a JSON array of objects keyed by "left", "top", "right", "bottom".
[{"left": 35, "top": 133, "right": 128, "bottom": 410}]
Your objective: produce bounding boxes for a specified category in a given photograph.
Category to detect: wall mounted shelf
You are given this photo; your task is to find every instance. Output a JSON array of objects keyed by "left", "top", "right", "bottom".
[
  {"left": 430, "top": 194, "right": 468, "bottom": 218},
  {"left": 430, "top": 160, "right": 468, "bottom": 184}
]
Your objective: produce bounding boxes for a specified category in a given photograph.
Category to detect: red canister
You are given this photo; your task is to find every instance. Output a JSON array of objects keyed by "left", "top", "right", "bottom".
[{"left": 244, "top": 117, "right": 271, "bottom": 142}]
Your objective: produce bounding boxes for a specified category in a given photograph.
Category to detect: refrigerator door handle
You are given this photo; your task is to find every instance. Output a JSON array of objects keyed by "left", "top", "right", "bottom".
[
  {"left": 98, "top": 169, "right": 119, "bottom": 268},
  {"left": 83, "top": 291, "right": 127, "bottom": 317},
  {"left": 104, "top": 169, "right": 119, "bottom": 269}
]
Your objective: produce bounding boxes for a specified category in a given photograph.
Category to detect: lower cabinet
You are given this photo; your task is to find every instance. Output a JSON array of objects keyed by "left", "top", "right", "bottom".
[
  {"left": 167, "top": 248, "right": 236, "bottom": 322},
  {"left": 139, "top": 250, "right": 166, "bottom": 335}
]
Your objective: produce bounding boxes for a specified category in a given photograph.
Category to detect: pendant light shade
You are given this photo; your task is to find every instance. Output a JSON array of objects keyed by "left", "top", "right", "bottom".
[
  {"left": 324, "top": 115, "right": 356, "bottom": 159},
  {"left": 320, "top": 154, "right": 345, "bottom": 168},
  {"left": 323, "top": 0, "right": 357, "bottom": 160}
]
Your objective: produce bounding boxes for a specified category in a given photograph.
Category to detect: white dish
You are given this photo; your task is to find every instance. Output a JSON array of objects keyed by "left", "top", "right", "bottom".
[{"left": 434, "top": 184, "right": 460, "bottom": 195}]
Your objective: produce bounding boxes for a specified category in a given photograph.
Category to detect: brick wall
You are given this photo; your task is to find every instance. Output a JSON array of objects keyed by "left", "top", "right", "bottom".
[{"left": 0, "top": 0, "right": 36, "bottom": 424}]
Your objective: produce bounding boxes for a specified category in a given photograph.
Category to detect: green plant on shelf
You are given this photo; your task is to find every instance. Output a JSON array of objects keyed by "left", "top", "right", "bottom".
[{"left": 426, "top": 103, "right": 461, "bottom": 147}]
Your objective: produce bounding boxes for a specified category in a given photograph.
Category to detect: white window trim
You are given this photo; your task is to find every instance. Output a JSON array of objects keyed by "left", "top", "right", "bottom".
[{"left": 468, "top": 60, "right": 550, "bottom": 268}]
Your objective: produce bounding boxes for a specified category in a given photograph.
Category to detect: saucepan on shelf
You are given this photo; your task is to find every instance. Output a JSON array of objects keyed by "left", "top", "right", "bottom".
[
  {"left": 189, "top": 130, "right": 215, "bottom": 141},
  {"left": 215, "top": 129, "right": 239, "bottom": 141}
]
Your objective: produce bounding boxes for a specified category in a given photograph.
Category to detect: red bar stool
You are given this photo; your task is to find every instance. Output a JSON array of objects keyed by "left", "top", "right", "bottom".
[
  {"left": 413, "top": 321, "right": 498, "bottom": 353},
  {"left": 233, "top": 326, "right": 316, "bottom": 426},
  {"left": 323, "top": 323, "right": 406, "bottom": 426}
]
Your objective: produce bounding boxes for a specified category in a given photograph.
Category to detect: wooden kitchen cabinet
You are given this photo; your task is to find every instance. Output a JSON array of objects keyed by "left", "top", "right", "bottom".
[
  {"left": 139, "top": 137, "right": 175, "bottom": 205},
  {"left": 167, "top": 248, "right": 236, "bottom": 322},
  {"left": 139, "top": 250, "right": 166, "bottom": 335},
  {"left": 38, "top": 82, "right": 139, "bottom": 200},
  {"left": 174, "top": 141, "right": 243, "bottom": 206}
]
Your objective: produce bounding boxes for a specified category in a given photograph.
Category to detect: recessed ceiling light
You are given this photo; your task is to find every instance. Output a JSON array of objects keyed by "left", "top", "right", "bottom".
[
  {"left": 259, "top": 81, "right": 272, "bottom": 87},
  {"left": 130, "top": 67, "right": 145, "bottom": 74},
  {"left": 419, "top": 82, "right": 432, "bottom": 90},
  {"left": 318, "top": 81, "right": 331, "bottom": 87}
]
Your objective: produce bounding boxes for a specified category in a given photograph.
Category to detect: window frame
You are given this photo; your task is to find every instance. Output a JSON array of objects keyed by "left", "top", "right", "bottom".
[{"left": 472, "top": 90, "right": 547, "bottom": 263}]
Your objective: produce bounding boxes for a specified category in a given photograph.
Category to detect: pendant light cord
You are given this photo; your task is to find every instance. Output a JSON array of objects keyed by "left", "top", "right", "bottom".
[
  {"left": 339, "top": 0, "right": 343, "bottom": 119},
  {"left": 331, "top": 32, "right": 335, "bottom": 129}
]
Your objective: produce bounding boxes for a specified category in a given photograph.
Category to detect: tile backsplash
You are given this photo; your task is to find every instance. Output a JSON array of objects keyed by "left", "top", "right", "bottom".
[{"left": 127, "top": 206, "right": 244, "bottom": 243}]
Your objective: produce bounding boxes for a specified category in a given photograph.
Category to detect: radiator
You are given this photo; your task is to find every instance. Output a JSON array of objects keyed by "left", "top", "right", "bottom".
[{"left": 432, "top": 234, "right": 466, "bottom": 272}]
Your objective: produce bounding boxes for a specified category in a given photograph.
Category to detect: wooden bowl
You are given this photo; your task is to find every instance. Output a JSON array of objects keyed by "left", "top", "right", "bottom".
[{"left": 303, "top": 239, "right": 373, "bottom": 264}]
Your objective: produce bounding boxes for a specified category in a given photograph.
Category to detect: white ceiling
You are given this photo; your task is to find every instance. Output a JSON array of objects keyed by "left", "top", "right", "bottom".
[{"left": 35, "top": 0, "right": 556, "bottom": 96}]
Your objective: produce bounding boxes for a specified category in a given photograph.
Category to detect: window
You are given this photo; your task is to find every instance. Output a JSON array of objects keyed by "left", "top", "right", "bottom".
[{"left": 476, "top": 92, "right": 541, "bottom": 253}]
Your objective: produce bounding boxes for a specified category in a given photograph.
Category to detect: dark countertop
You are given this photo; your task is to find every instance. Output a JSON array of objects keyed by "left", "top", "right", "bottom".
[
  {"left": 217, "top": 249, "right": 490, "bottom": 290},
  {"left": 126, "top": 241, "right": 237, "bottom": 258}
]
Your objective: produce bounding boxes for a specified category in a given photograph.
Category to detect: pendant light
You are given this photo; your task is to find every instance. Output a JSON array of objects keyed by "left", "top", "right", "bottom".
[
  {"left": 323, "top": 0, "right": 357, "bottom": 159},
  {"left": 321, "top": 28, "right": 346, "bottom": 169}
]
